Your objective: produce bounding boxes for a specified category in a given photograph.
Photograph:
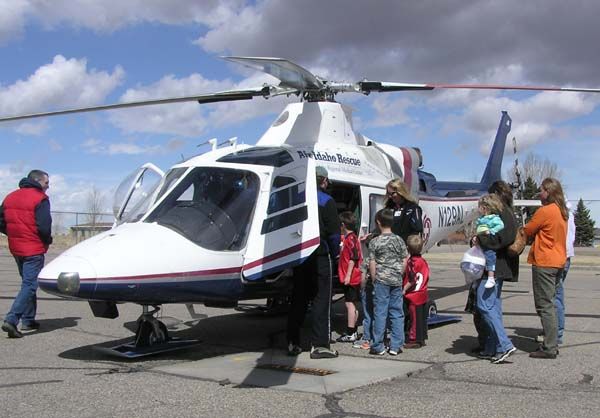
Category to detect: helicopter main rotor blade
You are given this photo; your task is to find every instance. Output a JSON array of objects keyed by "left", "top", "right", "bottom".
[
  {"left": 224, "top": 56, "right": 324, "bottom": 91},
  {"left": 358, "top": 81, "right": 600, "bottom": 94},
  {"left": 0, "top": 86, "right": 273, "bottom": 123}
]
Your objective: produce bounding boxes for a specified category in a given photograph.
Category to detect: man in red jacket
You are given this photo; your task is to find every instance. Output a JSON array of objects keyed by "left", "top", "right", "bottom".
[{"left": 0, "top": 170, "right": 52, "bottom": 338}]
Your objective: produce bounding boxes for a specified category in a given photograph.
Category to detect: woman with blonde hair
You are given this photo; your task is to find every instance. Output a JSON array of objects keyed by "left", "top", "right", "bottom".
[
  {"left": 384, "top": 179, "right": 422, "bottom": 243},
  {"left": 524, "top": 177, "right": 568, "bottom": 359}
]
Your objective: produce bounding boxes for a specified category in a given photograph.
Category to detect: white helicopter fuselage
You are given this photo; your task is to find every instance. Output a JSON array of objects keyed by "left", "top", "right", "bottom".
[{"left": 39, "top": 101, "right": 505, "bottom": 306}]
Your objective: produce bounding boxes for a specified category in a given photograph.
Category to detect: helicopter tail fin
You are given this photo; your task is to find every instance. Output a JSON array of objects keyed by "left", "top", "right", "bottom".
[{"left": 479, "top": 111, "right": 511, "bottom": 188}]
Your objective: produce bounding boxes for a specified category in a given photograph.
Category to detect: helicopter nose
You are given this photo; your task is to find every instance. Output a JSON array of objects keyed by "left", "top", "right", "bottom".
[{"left": 39, "top": 255, "right": 97, "bottom": 298}]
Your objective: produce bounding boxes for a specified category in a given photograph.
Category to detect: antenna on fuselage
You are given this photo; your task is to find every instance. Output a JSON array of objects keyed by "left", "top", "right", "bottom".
[{"left": 197, "top": 138, "right": 218, "bottom": 151}]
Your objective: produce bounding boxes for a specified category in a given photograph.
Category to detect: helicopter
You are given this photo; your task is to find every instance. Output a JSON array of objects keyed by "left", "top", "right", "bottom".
[{"left": 1, "top": 56, "right": 597, "bottom": 357}]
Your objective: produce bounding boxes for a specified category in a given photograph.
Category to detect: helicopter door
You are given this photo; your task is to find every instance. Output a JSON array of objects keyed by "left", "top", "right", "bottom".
[
  {"left": 113, "top": 163, "right": 164, "bottom": 225},
  {"left": 242, "top": 158, "right": 319, "bottom": 281},
  {"left": 359, "top": 186, "right": 386, "bottom": 236}
]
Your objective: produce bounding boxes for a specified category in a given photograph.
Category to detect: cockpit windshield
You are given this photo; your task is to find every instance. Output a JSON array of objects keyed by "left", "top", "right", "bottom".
[{"left": 145, "top": 167, "right": 259, "bottom": 251}]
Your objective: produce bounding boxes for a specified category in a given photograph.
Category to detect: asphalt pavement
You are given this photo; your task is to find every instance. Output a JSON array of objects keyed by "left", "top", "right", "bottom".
[{"left": 0, "top": 245, "right": 599, "bottom": 418}]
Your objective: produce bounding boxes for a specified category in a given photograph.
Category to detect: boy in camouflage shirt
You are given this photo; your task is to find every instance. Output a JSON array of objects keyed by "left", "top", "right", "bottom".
[{"left": 368, "top": 208, "right": 409, "bottom": 356}]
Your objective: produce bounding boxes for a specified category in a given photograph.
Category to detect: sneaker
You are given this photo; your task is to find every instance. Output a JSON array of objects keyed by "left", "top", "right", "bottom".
[
  {"left": 477, "top": 352, "right": 495, "bottom": 360},
  {"left": 369, "top": 348, "right": 386, "bottom": 356},
  {"left": 353, "top": 340, "right": 370, "bottom": 350},
  {"left": 388, "top": 348, "right": 402, "bottom": 356},
  {"left": 529, "top": 350, "right": 557, "bottom": 359},
  {"left": 492, "top": 346, "right": 517, "bottom": 364},
  {"left": 2, "top": 321, "right": 23, "bottom": 338},
  {"left": 287, "top": 343, "right": 302, "bottom": 356},
  {"left": 352, "top": 339, "right": 366, "bottom": 348},
  {"left": 484, "top": 277, "right": 496, "bottom": 289},
  {"left": 21, "top": 321, "right": 40, "bottom": 331},
  {"left": 310, "top": 346, "right": 338, "bottom": 359},
  {"left": 336, "top": 332, "right": 358, "bottom": 343}
]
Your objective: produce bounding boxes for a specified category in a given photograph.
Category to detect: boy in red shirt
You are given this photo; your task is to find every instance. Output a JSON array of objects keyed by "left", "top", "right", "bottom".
[
  {"left": 403, "top": 235, "right": 429, "bottom": 348},
  {"left": 337, "top": 211, "right": 363, "bottom": 342}
]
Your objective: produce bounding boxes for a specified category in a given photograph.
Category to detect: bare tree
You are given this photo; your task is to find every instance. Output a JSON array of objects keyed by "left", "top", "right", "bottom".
[
  {"left": 85, "top": 186, "right": 106, "bottom": 226},
  {"left": 505, "top": 152, "right": 562, "bottom": 188}
]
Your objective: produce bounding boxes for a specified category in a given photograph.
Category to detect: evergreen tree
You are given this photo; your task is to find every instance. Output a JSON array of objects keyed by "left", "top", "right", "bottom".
[
  {"left": 522, "top": 176, "right": 539, "bottom": 220},
  {"left": 574, "top": 198, "right": 595, "bottom": 247}
]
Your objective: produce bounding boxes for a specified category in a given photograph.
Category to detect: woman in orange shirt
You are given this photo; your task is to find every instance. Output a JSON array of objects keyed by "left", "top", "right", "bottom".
[{"left": 523, "top": 177, "right": 568, "bottom": 359}]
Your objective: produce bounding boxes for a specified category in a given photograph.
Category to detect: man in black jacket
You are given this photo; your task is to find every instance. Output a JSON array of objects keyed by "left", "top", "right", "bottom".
[{"left": 286, "top": 166, "right": 340, "bottom": 359}]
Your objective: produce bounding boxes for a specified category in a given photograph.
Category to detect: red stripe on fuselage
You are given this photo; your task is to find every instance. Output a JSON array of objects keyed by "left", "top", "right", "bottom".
[
  {"left": 242, "top": 236, "right": 320, "bottom": 271},
  {"left": 401, "top": 148, "right": 412, "bottom": 187},
  {"left": 59, "top": 237, "right": 321, "bottom": 282}
]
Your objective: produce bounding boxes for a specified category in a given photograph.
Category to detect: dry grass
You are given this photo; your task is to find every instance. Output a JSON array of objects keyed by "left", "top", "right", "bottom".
[{"left": 1, "top": 233, "right": 75, "bottom": 251}]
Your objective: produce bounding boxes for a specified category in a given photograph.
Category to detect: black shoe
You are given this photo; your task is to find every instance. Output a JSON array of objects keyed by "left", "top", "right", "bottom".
[
  {"left": 492, "top": 347, "right": 517, "bottom": 364},
  {"left": 287, "top": 343, "right": 302, "bottom": 356},
  {"left": 369, "top": 348, "right": 386, "bottom": 356},
  {"left": 529, "top": 350, "right": 557, "bottom": 359},
  {"left": 477, "top": 352, "right": 495, "bottom": 360},
  {"left": 310, "top": 346, "right": 338, "bottom": 359},
  {"left": 21, "top": 321, "right": 40, "bottom": 331},
  {"left": 2, "top": 321, "right": 23, "bottom": 338}
]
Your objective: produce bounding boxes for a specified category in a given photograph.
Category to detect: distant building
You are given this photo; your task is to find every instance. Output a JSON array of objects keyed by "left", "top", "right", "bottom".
[{"left": 70, "top": 222, "right": 113, "bottom": 243}]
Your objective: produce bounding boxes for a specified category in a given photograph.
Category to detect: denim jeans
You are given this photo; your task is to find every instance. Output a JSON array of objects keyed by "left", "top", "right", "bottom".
[
  {"left": 360, "top": 281, "right": 374, "bottom": 342},
  {"left": 554, "top": 257, "right": 570, "bottom": 343},
  {"left": 483, "top": 248, "right": 496, "bottom": 272},
  {"left": 5, "top": 254, "right": 44, "bottom": 326},
  {"left": 476, "top": 277, "right": 514, "bottom": 355},
  {"left": 372, "top": 281, "right": 404, "bottom": 352}
]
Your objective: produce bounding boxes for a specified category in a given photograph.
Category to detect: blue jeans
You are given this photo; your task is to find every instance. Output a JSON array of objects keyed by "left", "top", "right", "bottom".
[
  {"left": 5, "top": 254, "right": 44, "bottom": 326},
  {"left": 360, "top": 281, "right": 374, "bottom": 342},
  {"left": 372, "top": 281, "right": 404, "bottom": 352},
  {"left": 476, "top": 277, "right": 514, "bottom": 355},
  {"left": 483, "top": 248, "right": 496, "bottom": 272},
  {"left": 554, "top": 257, "right": 570, "bottom": 343}
]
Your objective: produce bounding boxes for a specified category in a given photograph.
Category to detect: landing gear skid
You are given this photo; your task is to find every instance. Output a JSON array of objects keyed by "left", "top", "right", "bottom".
[{"left": 94, "top": 305, "right": 201, "bottom": 359}]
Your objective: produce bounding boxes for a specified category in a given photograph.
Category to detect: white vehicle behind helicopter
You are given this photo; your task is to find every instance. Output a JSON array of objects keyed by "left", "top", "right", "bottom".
[{"left": 2, "top": 57, "right": 597, "bottom": 357}]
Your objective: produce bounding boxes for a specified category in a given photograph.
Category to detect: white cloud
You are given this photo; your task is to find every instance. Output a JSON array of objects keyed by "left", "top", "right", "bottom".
[
  {"left": 0, "top": 0, "right": 245, "bottom": 44},
  {"left": 369, "top": 96, "right": 413, "bottom": 128},
  {"left": 0, "top": 55, "right": 124, "bottom": 121},
  {"left": 81, "top": 137, "right": 168, "bottom": 156},
  {"left": 0, "top": 0, "right": 31, "bottom": 45},
  {"left": 13, "top": 120, "right": 49, "bottom": 136},
  {"left": 107, "top": 143, "right": 161, "bottom": 155},
  {"left": 109, "top": 72, "right": 288, "bottom": 137}
]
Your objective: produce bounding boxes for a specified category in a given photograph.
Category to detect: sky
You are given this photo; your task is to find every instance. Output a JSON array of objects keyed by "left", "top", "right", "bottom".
[{"left": 1, "top": 0, "right": 599, "bottom": 228}]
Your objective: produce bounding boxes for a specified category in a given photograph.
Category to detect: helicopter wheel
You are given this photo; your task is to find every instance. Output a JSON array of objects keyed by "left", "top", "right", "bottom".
[
  {"left": 134, "top": 315, "right": 169, "bottom": 347},
  {"left": 427, "top": 300, "right": 438, "bottom": 319}
]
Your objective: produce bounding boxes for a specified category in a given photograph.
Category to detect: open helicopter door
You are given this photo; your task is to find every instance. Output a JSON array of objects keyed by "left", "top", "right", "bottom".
[
  {"left": 241, "top": 157, "right": 320, "bottom": 281},
  {"left": 113, "top": 163, "right": 164, "bottom": 225}
]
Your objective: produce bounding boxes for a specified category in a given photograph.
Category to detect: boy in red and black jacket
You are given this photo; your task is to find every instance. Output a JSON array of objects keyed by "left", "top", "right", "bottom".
[
  {"left": 403, "top": 234, "right": 429, "bottom": 348},
  {"left": 336, "top": 211, "right": 363, "bottom": 342}
]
